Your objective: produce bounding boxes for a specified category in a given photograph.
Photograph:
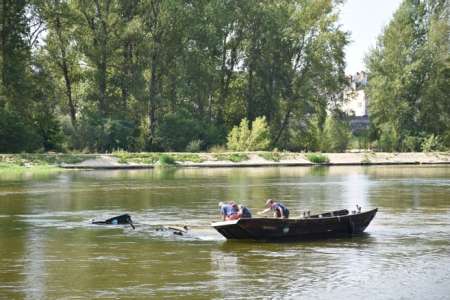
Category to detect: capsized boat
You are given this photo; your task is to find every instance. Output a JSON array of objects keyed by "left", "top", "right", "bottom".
[
  {"left": 211, "top": 208, "right": 377, "bottom": 241},
  {"left": 92, "top": 213, "right": 135, "bottom": 229}
]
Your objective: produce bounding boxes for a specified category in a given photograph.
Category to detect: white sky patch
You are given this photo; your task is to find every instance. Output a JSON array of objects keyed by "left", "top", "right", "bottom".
[{"left": 339, "top": 0, "right": 403, "bottom": 74}]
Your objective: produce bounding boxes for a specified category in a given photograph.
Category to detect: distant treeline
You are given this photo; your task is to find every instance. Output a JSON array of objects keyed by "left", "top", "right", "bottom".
[{"left": 0, "top": 0, "right": 448, "bottom": 153}]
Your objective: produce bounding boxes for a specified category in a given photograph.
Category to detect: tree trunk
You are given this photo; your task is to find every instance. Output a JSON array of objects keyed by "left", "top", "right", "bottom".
[{"left": 55, "top": 9, "right": 77, "bottom": 128}]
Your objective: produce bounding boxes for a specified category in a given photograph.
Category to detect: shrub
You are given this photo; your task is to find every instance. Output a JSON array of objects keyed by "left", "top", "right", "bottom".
[
  {"left": 378, "top": 124, "right": 398, "bottom": 152},
  {"left": 259, "top": 150, "right": 282, "bottom": 161},
  {"left": 227, "top": 116, "right": 270, "bottom": 151},
  {"left": 421, "top": 134, "right": 445, "bottom": 152},
  {"left": 402, "top": 135, "right": 421, "bottom": 152},
  {"left": 208, "top": 144, "right": 227, "bottom": 153},
  {"left": 158, "top": 154, "right": 176, "bottom": 166},
  {"left": 186, "top": 140, "right": 202, "bottom": 152},
  {"left": 306, "top": 153, "right": 330, "bottom": 164}
]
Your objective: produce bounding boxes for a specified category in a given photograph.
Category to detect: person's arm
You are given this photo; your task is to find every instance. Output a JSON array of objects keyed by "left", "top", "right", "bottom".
[
  {"left": 258, "top": 207, "right": 271, "bottom": 215},
  {"left": 220, "top": 207, "right": 226, "bottom": 220}
]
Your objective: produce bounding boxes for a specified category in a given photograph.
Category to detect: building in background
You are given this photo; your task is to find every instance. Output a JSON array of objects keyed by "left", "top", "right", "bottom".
[{"left": 342, "top": 71, "right": 369, "bottom": 132}]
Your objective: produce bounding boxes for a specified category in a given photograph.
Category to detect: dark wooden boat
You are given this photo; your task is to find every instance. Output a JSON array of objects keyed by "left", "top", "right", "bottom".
[
  {"left": 92, "top": 213, "right": 135, "bottom": 229},
  {"left": 211, "top": 208, "right": 377, "bottom": 241}
]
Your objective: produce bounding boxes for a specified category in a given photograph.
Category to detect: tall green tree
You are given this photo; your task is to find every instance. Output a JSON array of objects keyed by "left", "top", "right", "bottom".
[{"left": 366, "top": 0, "right": 450, "bottom": 151}]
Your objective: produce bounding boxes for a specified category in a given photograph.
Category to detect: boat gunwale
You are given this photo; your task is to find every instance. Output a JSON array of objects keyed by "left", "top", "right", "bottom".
[{"left": 211, "top": 208, "right": 378, "bottom": 227}]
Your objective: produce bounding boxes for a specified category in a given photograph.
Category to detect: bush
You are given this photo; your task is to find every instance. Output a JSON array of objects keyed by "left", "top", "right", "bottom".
[
  {"left": 158, "top": 154, "right": 176, "bottom": 166},
  {"left": 186, "top": 140, "right": 202, "bottom": 152},
  {"left": 306, "top": 153, "right": 330, "bottom": 164},
  {"left": 378, "top": 124, "right": 398, "bottom": 152},
  {"left": 208, "top": 144, "right": 227, "bottom": 153},
  {"left": 227, "top": 116, "right": 270, "bottom": 151},
  {"left": 402, "top": 135, "right": 421, "bottom": 152},
  {"left": 421, "top": 134, "right": 445, "bottom": 152},
  {"left": 259, "top": 150, "right": 282, "bottom": 161}
]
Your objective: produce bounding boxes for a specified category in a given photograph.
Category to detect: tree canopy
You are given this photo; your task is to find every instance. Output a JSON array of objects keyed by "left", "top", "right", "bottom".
[
  {"left": 0, "top": 0, "right": 350, "bottom": 152},
  {"left": 365, "top": 0, "right": 450, "bottom": 151},
  {"left": 1, "top": 0, "right": 447, "bottom": 153}
]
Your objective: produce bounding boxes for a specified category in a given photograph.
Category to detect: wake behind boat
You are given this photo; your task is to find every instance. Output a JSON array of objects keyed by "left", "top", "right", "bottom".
[{"left": 211, "top": 208, "right": 377, "bottom": 241}]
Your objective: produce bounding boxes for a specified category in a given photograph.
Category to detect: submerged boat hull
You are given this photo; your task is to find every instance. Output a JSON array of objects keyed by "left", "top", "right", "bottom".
[{"left": 211, "top": 208, "right": 377, "bottom": 241}]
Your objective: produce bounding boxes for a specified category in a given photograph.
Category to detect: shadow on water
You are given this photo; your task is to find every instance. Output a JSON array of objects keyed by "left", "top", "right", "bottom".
[{"left": 218, "top": 232, "right": 376, "bottom": 250}]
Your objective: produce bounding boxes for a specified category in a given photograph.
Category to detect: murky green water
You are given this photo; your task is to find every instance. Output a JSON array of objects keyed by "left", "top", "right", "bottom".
[{"left": 0, "top": 166, "right": 449, "bottom": 299}]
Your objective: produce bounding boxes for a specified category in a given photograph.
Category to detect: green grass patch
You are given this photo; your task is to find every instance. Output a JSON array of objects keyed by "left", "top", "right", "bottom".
[
  {"left": 170, "top": 153, "right": 205, "bottom": 163},
  {"left": 213, "top": 153, "right": 249, "bottom": 162},
  {"left": 0, "top": 154, "right": 94, "bottom": 166},
  {"left": 306, "top": 153, "right": 330, "bottom": 164},
  {"left": 0, "top": 162, "right": 60, "bottom": 173},
  {"left": 258, "top": 151, "right": 282, "bottom": 162},
  {"left": 112, "top": 151, "right": 160, "bottom": 164},
  {"left": 112, "top": 151, "right": 205, "bottom": 164}
]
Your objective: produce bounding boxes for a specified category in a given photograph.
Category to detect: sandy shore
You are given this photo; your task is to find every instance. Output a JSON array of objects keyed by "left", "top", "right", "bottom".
[{"left": 59, "top": 152, "right": 450, "bottom": 169}]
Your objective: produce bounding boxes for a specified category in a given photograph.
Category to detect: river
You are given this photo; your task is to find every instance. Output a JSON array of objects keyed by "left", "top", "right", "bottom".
[{"left": 0, "top": 166, "right": 449, "bottom": 299}]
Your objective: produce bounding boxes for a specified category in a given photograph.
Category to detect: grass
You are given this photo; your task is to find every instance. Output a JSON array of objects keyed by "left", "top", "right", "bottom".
[
  {"left": 112, "top": 151, "right": 205, "bottom": 164},
  {"left": 306, "top": 153, "right": 330, "bottom": 164},
  {"left": 170, "top": 153, "right": 205, "bottom": 163},
  {"left": 0, "top": 153, "right": 94, "bottom": 167},
  {"left": 112, "top": 151, "right": 160, "bottom": 164},
  {"left": 0, "top": 162, "right": 61, "bottom": 177},
  {"left": 258, "top": 151, "right": 282, "bottom": 162},
  {"left": 213, "top": 153, "right": 249, "bottom": 162}
]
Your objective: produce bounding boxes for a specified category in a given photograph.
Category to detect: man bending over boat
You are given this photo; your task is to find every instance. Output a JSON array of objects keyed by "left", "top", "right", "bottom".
[
  {"left": 259, "top": 199, "right": 289, "bottom": 218},
  {"left": 219, "top": 202, "right": 252, "bottom": 220},
  {"left": 219, "top": 201, "right": 240, "bottom": 221},
  {"left": 238, "top": 204, "right": 252, "bottom": 219}
]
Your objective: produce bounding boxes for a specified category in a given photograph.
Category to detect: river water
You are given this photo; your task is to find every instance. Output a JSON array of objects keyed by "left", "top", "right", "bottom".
[{"left": 0, "top": 166, "right": 449, "bottom": 299}]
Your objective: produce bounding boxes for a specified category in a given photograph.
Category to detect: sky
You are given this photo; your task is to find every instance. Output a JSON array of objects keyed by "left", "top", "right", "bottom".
[{"left": 339, "top": 0, "right": 403, "bottom": 75}]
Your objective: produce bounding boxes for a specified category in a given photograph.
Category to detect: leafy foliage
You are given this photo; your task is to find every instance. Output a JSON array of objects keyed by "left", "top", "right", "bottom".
[
  {"left": 158, "top": 154, "right": 176, "bottom": 166},
  {"left": 366, "top": 0, "right": 450, "bottom": 151},
  {"left": 306, "top": 153, "right": 330, "bottom": 164},
  {"left": 1, "top": 0, "right": 446, "bottom": 154},
  {"left": 320, "top": 115, "right": 352, "bottom": 152},
  {"left": 227, "top": 117, "right": 270, "bottom": 151}
]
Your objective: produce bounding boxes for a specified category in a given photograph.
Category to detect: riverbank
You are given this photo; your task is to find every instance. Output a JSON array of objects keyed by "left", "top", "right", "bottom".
[{"left": 1, "top": 152, "right": 449, "bottom": 171}]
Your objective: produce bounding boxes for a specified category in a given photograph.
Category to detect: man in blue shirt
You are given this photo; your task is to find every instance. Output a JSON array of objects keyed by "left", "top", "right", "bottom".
[
  {"left": 259, "top": 199, "right": 289, "bottom": 218},
  {"left": 218, "top": 201, "right": 239, "bottom": 220}
]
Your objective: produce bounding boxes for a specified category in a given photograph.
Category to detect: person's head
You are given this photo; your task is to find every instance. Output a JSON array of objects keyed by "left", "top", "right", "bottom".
[
  {"left": 265, "top": 199, "right": 274, "bottom": 208},
  {"left": 218, "top": 201, "right": 224, "bottom": 208}
]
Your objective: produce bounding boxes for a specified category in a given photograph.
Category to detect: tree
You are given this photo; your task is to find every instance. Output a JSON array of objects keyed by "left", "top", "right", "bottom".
[{"left": 366, "top": 0, "right": 450, "bottom": 150}]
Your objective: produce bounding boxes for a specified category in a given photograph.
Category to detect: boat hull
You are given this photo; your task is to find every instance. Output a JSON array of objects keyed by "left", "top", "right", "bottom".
[{"left": 212, "top": 208, "right": 377, "bottom": 241}]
